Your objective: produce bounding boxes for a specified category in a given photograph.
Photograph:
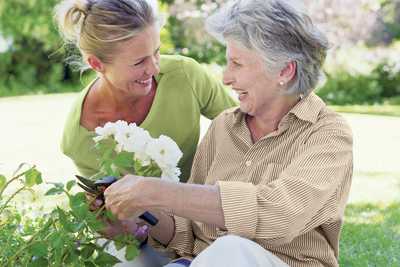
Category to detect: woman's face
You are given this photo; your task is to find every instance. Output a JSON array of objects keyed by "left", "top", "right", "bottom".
[
  {"left": 223, "top": 40, "right": 282, "bottom": 117},
  {"left": 102, "top": 25, "right": 161, "bottom": 97}
]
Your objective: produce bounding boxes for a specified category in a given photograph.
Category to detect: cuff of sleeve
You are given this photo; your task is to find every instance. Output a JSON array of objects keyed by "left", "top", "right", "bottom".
[
  {"left": 166, "top": 216, "right": 194, "bottom": 256},
  {"left": 147, "top": 235, "right": 165, "bottom": 249},
  {"left": 218, "top": 181, "right": 258, "bottom": 239}
]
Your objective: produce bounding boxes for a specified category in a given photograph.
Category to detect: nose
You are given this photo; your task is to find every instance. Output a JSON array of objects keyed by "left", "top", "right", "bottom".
[
  {"left": 223, "top": 67, "right": 234, "bottom": 86},
  {"left": 145, "top": 55, "right": 160, "bottom": 76}
]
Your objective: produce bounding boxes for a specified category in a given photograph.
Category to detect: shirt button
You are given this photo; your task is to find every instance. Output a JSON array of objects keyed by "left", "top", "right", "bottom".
[{"left": 245, "top": 160, "right": 252, "bottom": 167}]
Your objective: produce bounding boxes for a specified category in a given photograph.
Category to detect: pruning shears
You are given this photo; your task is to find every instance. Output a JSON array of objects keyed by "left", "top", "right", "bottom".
[{"left": 75, "top": 175, "right": 158, "bottom": 226}]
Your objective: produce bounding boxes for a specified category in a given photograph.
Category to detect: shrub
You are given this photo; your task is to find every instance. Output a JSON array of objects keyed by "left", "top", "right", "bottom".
[
  {"left": 0, "top": 165, "right": 139, "bottom": 266},
  {"left": 317, "top": 60, "right": 400, "bottom": 105}
]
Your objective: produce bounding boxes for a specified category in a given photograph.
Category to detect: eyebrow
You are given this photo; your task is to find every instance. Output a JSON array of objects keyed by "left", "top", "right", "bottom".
[{"left": 132, "top": 45, "right": 161, "bottom": 63}]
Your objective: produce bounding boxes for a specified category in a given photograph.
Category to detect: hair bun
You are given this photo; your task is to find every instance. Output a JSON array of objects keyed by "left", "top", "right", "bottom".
[{"left": 75, "top": 0, "right": 90, "bottom": 15}]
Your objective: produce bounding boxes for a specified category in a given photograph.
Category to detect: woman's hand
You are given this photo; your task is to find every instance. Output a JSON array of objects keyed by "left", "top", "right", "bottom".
[
  {"left": 85, "top": 192, "right": 104, "bottom": 211},
  {"left": 101, "top": 217, "right": 149, "bottom": 242},
  {"left": 104, "top": 175, "right": 157, "bottom": 220}
]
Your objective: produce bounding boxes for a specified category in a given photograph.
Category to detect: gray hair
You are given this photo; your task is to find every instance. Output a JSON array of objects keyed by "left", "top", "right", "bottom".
[
  {"left": 54, "top": 0, "right": 161, "bottom": 70},
  {"left": 206, "top": 0, "right": 329, "bottom": 96}
]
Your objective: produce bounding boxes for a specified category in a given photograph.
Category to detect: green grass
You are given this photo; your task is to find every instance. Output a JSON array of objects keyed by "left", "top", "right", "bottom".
[
  {"left": 331, "top": 105, "right": 400, "bottom": 117},
  {"left": 339, "top": 203, "right": 400, "bottom": 266}
]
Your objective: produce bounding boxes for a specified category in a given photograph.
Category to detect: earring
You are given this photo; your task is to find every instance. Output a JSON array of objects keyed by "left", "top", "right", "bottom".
[{"left": 279, "top": 81, "right": 285, "bottom": 86}]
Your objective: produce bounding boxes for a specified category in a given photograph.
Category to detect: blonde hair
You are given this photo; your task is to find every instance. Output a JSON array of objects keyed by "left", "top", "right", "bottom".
[{"left": 54, "top": 0, "right": 160, "bottom": 69}]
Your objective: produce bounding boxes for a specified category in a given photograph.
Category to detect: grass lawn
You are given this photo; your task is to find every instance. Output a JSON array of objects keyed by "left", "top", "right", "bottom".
[
  {"left": 340, "top": 203, "right": 400, "bottom": 266},
  {"left": 331, "top": 105, "right": 400, "bottom": 117}
]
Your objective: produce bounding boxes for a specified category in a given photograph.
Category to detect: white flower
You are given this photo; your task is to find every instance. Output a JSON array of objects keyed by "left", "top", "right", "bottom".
[
  {"left": 93, "top": 120, "right": 129, "bottom": 143},
  {"left": 93, "top": 122, "right": 115, "bottom": 142},
  {"left": 93, "top": 120, "right": 182, "bottom": 182},
  {"left": 145, "top": 135, "right": 183, "bottom": 170},
  {"left": 161, "top": 167, "right": 181, "bottom": 183},
  {"left": 124, "top": 124, "right": 152, "bottom": 154},
  {"left": 114, "top": 123, "right": 133, "bottom": 152},
  {"left": 121, "top": 124, "right": 153, "bottom": 165}
]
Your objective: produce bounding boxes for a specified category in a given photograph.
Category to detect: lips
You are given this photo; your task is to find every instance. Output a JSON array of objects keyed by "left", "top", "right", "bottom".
[
  {"left": 233, "top": 89, "right": 248, "bottom": 101},
  {"left": 135, "top": 77, "right": 152, "bottom": 85}
]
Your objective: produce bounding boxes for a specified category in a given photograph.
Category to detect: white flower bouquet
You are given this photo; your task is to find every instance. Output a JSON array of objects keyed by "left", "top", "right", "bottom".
[{"left": 92, "top": 120, "right": 183, "bottom": 183}]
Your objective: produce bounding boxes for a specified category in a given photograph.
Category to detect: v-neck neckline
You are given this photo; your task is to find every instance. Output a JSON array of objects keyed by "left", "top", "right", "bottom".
[{"left": 77, "top": 72, "right": 164, "bottom": 136}]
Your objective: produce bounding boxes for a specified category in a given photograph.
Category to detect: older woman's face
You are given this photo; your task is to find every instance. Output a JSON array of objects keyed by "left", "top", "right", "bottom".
[
  {"left": 102, "top": 25, "right": 161, "bottom": 97},
  {"left": 223, "top": 40, "right": 281, "bottom": 117}
]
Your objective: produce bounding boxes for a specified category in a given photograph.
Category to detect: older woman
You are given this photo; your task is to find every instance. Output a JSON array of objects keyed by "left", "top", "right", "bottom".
[{"left": 105, "top": 0, "right": 353, "bottom": 267}]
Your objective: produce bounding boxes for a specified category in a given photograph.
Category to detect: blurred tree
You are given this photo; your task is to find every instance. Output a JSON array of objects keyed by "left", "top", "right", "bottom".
[
  {"left": 164, "top": 0, "right": 400, "bottom": 62},
  {"left": 0, "top": 0, "right": 399, "bottom": 97},
  {"left": 162, "top": 0, "right": 226, "bottom": 64},
  {"left": 0, "top": 0, "right": 80, "bottom": 95},
  {"left": 369, "top": 0, "right": 400, "bottom": 44}
]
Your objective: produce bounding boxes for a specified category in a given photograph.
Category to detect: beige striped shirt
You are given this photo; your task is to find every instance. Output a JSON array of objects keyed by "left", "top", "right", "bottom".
[{"left": 167, "top": 93, "right": 353, "bottom": 267}]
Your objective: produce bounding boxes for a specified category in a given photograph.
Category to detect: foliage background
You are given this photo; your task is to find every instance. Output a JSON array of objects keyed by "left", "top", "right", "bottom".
[{"left": 0, "top": 0, "right": 399, "bottom": 103}]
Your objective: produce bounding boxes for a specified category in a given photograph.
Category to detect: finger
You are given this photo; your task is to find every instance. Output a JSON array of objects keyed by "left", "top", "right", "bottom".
[
  {"left": 121, "top": 219, "right": 138, "bottom": 234},
  {"left": 117, "top": 211, "right": 129, "bottom": 221}
]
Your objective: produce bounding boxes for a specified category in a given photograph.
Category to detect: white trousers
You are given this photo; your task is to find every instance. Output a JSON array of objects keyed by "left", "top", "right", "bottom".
[
  {"left": 107, "top": 235, "right": 289, "bottom": 267},
  {"left": 190, "top": 235, "right": 289, "bottom": 267}
]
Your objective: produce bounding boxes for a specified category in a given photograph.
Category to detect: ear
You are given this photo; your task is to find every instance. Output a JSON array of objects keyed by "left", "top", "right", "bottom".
[
  {"left": 279, "top": 61, "right": 296, "bottom": 84},
  {"left": 87, "top": 55, "right": 105, "bottom": 73}
]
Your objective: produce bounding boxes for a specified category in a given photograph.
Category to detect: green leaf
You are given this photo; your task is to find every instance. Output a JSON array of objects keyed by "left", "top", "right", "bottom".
[
  {"left": 81, "top": 244, "right": 96, "bottom": 258},
  {"left": 86, "top": 214, "right": 105, "bottom": 232},
  {"left": 104, "top": 210, "right": 117, "bottom": 222},
  {"left": 94, "top": 252, "right": 121, "bottom": 266},
  {"left": 125, "top": 244, "right": 139, "bottom": 261},
  {"left": 114, "top": 240, "right": 125, "bottom": 250},
  {"left": 48, "top": 232, "right": 64, "bottom": 252},
  {"left": 30, "top": 241, "right": 48, "bottom": 257},
  {"left": 71, "top": 202, "right": 90, "bottom": 220},
  {"left": 49, "top": 182, "right": 64, "bottom": 189},
  {"left": 0, "top": 174, "right": 6, "bottom": 191},
  {"left": 24, "top": 168, "right": 42, "bottom": 187},
  {"left": 113, "top": 151, "right": 134, "bottom": 168},
  {"left": 70, "top": 192, "right": 87, "bottom": 206},
  {"left": 101, "top": 160, "right": 114, "bottom": 176},
  {"left": 64, "top": 250, "right": 79, "bottom": 265},
  {"left": 57, "top": 207, "right": 83, "bottom": 233},
  {"left": 84, "top": 261, "right": 97, "bottom": 267},
  {"left": 28, "top": 257, "right": 48, "bottom": 267},
  {"left": 45, "top": 187, "right": 64, "bottom": 196},
  {"left": 66, "top": 180, "right": 76, "bottom": 191},
  {"left": 69, "top": 192, "right": 90, "bottom": 219}
]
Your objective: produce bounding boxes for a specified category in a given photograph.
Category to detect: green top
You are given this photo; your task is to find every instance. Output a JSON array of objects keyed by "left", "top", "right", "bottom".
[{"left": 61, "top": 55, "right": 237, "bottom": 182}]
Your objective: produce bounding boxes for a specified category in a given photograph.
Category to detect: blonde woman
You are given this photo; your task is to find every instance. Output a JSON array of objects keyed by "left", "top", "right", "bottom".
[{"left": 55, "top": 0, "right": 236, "bottom": 184}]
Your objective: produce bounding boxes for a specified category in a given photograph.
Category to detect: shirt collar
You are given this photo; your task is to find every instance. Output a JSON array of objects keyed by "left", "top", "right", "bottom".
[
  {"left": 288, "top": 93, "right": 325, "bottom": 123},
  {"left": 230, "top": 92, "right": 325, "bottom": 125}
]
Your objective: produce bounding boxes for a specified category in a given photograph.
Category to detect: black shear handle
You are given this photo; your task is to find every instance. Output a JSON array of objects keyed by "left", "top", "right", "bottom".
[{"left": 139, "top": 211, "right": 158, "bottom": 226}]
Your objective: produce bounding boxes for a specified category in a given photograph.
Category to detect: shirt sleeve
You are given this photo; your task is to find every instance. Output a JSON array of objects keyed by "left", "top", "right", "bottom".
[
  {"left": 166, "top": 119, "right": 218, "bottom": 255},
  {"left": 181, "top": 58, "right": 237, "bottom": 119},
  {"left": 217, "top": 121, "right": 353, "bottom": 245}
]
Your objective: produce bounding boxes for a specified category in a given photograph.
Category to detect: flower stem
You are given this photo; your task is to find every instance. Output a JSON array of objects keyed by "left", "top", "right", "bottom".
[
  {"left": 0, "top": 165, "right": 35, "bottom": 198},
  {"left": 0, "top": 186, "right": 27, "bottom": 214}
]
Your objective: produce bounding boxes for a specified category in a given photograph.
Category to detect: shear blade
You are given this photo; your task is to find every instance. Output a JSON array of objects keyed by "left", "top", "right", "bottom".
[
  {"left": 77, "top": 182, "right": 98, "bottom": 194},
  {"left": 75, "top": 175, "right": 96, "bottom": 188}
]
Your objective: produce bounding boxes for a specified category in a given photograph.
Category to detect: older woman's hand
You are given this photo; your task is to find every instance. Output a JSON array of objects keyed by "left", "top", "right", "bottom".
[
  {"left": 101, "top": 217, "right": 150, "bottom": 243},
  {"left": 104, "top": 175, "right": 156, "bottom": 220}
]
